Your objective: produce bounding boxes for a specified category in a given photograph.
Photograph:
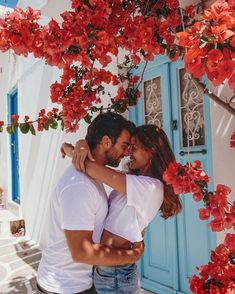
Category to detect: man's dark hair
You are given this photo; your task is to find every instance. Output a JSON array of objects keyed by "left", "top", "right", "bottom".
[{"left": 85, "top": 112, "right": 135, "bottom": 150}]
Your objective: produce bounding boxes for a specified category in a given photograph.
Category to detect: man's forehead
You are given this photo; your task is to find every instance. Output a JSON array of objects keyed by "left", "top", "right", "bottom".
[{"left": 117, "top": 129, "right": 131, "bottom": 143}]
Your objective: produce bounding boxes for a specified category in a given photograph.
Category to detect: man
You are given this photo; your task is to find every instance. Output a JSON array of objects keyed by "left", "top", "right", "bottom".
[{"left": 37, "top": 113, "right": 142, "bottom": 294}]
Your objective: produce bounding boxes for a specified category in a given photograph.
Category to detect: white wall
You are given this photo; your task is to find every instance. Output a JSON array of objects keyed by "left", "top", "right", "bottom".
[
  {"left": 0, "top": 52, "right": 11, "bottom": 208},
  {"left": 210, "top": 84, "right": 235, "bottom": 243}
]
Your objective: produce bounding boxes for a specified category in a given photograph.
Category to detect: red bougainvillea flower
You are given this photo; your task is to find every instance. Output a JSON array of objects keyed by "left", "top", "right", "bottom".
[
  {"left": 131, "top": 54, "right": 141, "bottom": 65},
  {"left": 0, "top": 121, "right": 4, "bottom": 127},
  {"left": 230, "top": 132, "right": 235, "bottom": 148},
  {"left": 217, "top": 60, "right": 235, "bottom": 80},
  {"left": 208, "top": 48, "right": 223, "bottom": 62},
  {"left": 198, "top": 207, "right": 210, "bottom": 220},
  {"left": 209, "top": 284, "right": 222, "bottom": 293},
  {"left": 189, "top": 275, "right": 206, "bottom": 293},
  {"left": 190, "top": 237, "right": 235, "bottom": 294},
  {"left": 11, "top": 114, "right": 19, "bottom": 123},
  {"left": 193, "top": 192, "right": 204, "bottom": 202},
  {"left": 215, "top": 184, "right": 231, "bottom": 199},
  {"left": 24, "top": 115, "right": 30, "bottom": 123},
  {"left": 224, "top": 234, "right": 235, "bottom": 253}
]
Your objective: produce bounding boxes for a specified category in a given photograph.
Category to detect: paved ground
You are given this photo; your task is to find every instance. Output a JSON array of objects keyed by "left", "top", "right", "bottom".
[
  {"left": 0, "top": 236, "right": 40, "bottom": 293},
  {"left": 0, "top": 236, "right": 153, "bottom": 294}
]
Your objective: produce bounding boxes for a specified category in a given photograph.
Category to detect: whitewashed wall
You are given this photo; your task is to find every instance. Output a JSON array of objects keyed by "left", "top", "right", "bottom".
[
  {"left": 210, "top": 85, "right": 235, "bottom": 243},
  {"left": 0, "top": 52, "right": 11, "bottom": 210}
]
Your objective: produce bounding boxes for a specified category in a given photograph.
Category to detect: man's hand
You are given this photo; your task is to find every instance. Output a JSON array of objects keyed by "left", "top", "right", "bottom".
[
  {"left": 132, "top": 240, "right": 144, "bottom": 261},
  {"left": 60, "top": 143, "right": 74, "bottom": 158},
  {"left": 72, "top": 139, "right": 95, "bottom": 172}
]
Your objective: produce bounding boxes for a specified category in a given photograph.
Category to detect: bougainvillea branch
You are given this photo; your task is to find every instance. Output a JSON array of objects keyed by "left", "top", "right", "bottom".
[
  {"left": 193, "top": 78, "right": 235, "bottom": 116},
  {"left": 0, "top": 0, "right": 234, "bottom": 133}
]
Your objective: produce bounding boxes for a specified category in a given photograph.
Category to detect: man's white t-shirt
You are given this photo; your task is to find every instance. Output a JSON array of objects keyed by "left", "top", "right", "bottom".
[
  {"left": 37, "top": 166, "right": 108, "bottom": 294},
  {"left": 104, "top": 175, "right": 164, "bottom": 242}
]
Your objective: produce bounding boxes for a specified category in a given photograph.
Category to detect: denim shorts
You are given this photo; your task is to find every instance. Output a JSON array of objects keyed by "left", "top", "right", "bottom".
[{"left": 94, "top": 263, "right": 140, "bottom": 294}]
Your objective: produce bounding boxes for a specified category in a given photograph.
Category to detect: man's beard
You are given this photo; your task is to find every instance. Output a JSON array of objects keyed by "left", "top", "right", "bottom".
[{"left": 105, "top": 151, "right": 120, "bottom": 167}]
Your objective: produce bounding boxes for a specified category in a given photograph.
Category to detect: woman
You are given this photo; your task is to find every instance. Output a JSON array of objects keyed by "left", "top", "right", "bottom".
[{"left": 62, "top": 124, "right": 182, "bottom": 294}]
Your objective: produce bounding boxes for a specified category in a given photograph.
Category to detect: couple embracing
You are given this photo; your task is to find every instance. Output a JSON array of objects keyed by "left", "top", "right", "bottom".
[{"left": 36, "top": 112, "right": 182, "bottom": 294}]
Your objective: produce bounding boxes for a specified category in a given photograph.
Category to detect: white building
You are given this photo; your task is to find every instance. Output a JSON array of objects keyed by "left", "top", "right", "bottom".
[{"left": 0, "top": 0, "right": 234, "bottom": 293}]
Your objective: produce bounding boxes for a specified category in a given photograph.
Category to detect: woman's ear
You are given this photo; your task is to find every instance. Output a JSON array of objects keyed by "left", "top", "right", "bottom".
[{"left": 100, "top": 135, "right": 112, "bottom": 150}]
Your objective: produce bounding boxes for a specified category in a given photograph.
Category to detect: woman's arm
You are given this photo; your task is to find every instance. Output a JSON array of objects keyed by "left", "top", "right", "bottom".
[
  {"left": 85, "top": 160, "right": 127, "bottom": 194},
  {"left": 61, "top": 141, "right": 95, "bottom": 172},
  {"left": 61, "top": 141, "right": 127, "bottom": 193}
]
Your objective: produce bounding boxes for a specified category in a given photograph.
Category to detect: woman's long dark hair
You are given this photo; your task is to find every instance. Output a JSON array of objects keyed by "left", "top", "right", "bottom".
[{"left": 133, "top": 124, "right": 182, "bottom": 219}]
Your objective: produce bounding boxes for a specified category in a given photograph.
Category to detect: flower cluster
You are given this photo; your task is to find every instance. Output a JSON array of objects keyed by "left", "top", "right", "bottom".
[
  {"left": 163, "top": 160, "right": 209, "bottom": 196},
  {"left": 177, "top": 0, "right": 235, "bottom": 89},
  {"left": 163, "top": 160, "right": 235, "bottom": 293},
  {"left": 190, "top": 234, "right": 235, "bottom": 293},
  {"left": 0, "top": 0, "right": 196, "bottom": 131},
  {"left": 163, "top": 160, "right": 235, "bottom": 232},
  {"left": 230, "top": 132, "right": 235, "bottom": 148},
  {"left": 0, "top": 108, "right": 61, "bottom": 135}
]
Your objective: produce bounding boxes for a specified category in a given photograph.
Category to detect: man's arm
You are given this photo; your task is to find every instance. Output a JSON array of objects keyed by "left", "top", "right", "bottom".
[{"left": 64, "top": 230, "right": 143, "bottom": 266}]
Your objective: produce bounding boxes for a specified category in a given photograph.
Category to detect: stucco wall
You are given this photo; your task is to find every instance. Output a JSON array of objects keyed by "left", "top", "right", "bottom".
[
  {"left": 0, "top": 52, "right": 11, "bottom": 208},
  {"left": 210, "top": 85, "right": 235, "bottom": 244}
]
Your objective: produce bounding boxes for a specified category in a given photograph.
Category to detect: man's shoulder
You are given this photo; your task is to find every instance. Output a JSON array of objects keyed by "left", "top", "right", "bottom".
[
  {"left": 57, "top": 165, "right": 103, "bottom": 194},
  {"left": 59, "top": 165, "right": 90, "bottom": 185}
]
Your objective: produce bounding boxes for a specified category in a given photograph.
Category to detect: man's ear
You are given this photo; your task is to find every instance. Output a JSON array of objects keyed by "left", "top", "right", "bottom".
[{"left": 100, "top": 135, "right": 112, "bottom": 150}]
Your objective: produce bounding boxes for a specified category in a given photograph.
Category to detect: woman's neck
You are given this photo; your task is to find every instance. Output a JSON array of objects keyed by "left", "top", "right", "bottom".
[{"left": 139, "top": 165, "right": 152, "bottom": 177}]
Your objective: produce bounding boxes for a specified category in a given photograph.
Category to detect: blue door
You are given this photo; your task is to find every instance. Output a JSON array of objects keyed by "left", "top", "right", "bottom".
[
  {"left": 130, "top": 56, "right": 216, "bottom": 293},
  {"left": 8, "top": 89, "right": 20, "bottom": 203}
]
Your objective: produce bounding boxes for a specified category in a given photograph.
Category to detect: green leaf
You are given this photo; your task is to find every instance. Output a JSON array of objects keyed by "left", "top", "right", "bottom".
[
  {"left": 19, "top": 123, "right": 30, "bottom": 134},
  {"left": 61, "top": 120, "right": 65, "bottom": 131},
  {"left": 0, "top": 126, "right": 3, "bottom": 133},
  {"left": 43, "top": 123, "right": 49, "bottom": 131},
  {"left": 29, "top": 125, "right": 36, "bottom": 135},
  {"left": 6, "top": 125, "right": 17, "bottom": 134},
  {"left": 84, "top": 114, "right": 92, "bottom": 124},
  {"left": 49, "top": 119, "right": 58, "bottom": 129}
]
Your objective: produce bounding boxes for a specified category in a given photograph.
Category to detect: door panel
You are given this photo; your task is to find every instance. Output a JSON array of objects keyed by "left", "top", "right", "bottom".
[
  {"left": 170, "top": 61, "right": 215, "bottom": 293},
  {"left": 131, "top": 57, "right": 216, "bottom": 293}
]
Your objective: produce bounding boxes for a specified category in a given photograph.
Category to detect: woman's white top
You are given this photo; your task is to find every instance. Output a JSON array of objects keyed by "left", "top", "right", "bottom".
[{"left": 104, "top": 174, "right": 164, "bottom": 242}]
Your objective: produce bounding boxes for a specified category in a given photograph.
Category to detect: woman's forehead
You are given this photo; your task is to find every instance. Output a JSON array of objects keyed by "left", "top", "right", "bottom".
[
  {"left": 130, "top": 136, "right": 136, "bottom": 144},
  {"left": 130, "top": 136, "right": 141, "bottom": 146}
]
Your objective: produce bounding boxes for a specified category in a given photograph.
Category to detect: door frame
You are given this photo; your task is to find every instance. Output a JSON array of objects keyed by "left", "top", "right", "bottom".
[{"left": 7, "top": 86, "right": 20, "bottom": 204}]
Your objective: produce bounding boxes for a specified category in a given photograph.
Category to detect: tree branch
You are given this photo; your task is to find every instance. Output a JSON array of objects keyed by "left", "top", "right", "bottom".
[{"left": 193, "top": 78, "right": 235, "bottom": 116}]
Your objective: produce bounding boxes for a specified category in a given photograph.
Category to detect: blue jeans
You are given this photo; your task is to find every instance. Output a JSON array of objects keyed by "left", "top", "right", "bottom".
[{"left": 94, "top": 264, "right": 140, "bottom": 294}]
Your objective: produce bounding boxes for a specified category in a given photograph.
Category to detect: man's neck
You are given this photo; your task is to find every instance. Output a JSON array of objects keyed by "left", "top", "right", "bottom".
[{"left": 91, "top": 148, "right": 106, "bottom": 166}]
